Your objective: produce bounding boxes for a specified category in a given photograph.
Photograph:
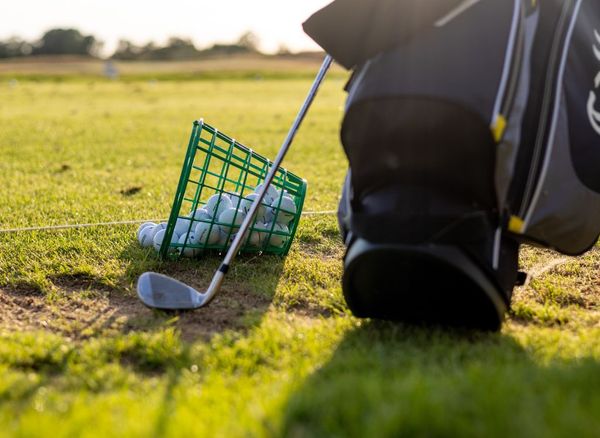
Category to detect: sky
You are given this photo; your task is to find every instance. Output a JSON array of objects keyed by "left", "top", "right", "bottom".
[{"left": 0, "top": 0, "right": 332, "bottom": 56}]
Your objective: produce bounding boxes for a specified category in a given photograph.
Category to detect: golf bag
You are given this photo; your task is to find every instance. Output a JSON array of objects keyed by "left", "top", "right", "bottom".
[{"left": 304, "top": 0, "right": 600, "bottom": 330}]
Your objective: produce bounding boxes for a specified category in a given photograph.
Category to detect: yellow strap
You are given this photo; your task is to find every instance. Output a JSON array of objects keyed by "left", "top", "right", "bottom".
[
  {"left": 508, "top": 216, "right": 525, "bottom": 234},
  {"left": 492, "top": 115, "right": 507, "bottom": 142}
]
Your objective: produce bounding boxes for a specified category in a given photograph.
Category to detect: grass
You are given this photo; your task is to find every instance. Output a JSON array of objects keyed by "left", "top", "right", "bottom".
[
  {"left": 0, "top": 69, "right": 599, "bottom": 437},
  {"left": 0, "top": 54, "right": 348, "bottom": 82}
]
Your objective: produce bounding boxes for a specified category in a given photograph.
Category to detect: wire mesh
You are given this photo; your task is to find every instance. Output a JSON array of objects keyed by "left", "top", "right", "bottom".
[{"left": 159, "top": 120, "right": 307, "bottom": 259}]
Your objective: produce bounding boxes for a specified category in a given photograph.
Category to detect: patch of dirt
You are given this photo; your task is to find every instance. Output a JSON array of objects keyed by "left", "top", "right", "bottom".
[
  {"left": 55, "top": 164, "right": 71, "bottom": 173},
  {"left": 160, "top": 267, "right": 280, "bottom": 340},
  {"left": 174, "top": 286, "right": 272, "bottom": 341},
  {"left": 0, "top": 285, "right": 138, "bottom": 338},
  {"left": 296, "top": 242, "right": 344, "bottom": 260},
  {"left": 120, "top": 186, "right": 143, "bottom": 197},
  {"left": 48, "top": 273, "right": 116, "bottom": 293},
  {"left": 284, "top": 303, "right": 338, "bottom": 318},
  {"left": 0, "top": 278, "right": 272, "bottom": 342}
]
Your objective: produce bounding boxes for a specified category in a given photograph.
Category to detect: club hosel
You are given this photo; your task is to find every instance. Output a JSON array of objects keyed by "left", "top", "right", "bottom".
[{"left": 204, "top": 268, "right": 226, "bottom": 305}]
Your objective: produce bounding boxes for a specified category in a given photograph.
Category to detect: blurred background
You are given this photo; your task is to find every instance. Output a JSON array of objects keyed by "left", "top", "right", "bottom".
[{"left": 0, "top": 0, "right": 333, "bottom": 77}]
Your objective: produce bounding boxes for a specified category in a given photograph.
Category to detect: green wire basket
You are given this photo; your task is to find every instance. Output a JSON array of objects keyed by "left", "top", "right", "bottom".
[{"left": 159, "top": 120, "right": 307, "bottom": 260}]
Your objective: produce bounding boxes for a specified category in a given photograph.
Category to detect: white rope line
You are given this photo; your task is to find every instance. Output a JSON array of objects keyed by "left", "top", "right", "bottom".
[
  {"left": 302, "top": 210, "right": 336, "bottom": 217},
  {"left": 0, "top": 210, "right": 337, "bottom": 234},
  {"left": 522, "top": 256, "right": 573, "bottom": 287},
  {"left": 0, "top": 220, "right": 167, "bottom": 234}
]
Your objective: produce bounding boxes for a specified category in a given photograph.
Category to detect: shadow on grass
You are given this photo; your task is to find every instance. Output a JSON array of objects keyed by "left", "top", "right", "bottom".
[
  {"left": 280, "top": 320, "right": 600, "bottom": 437},
  {"left": 153, "top": 369, "right": 181, "bottom": 437}
]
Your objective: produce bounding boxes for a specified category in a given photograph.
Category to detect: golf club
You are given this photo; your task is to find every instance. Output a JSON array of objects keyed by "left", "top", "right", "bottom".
[{"left": 137, "top": 54, "right": 333, "bottom": 310}]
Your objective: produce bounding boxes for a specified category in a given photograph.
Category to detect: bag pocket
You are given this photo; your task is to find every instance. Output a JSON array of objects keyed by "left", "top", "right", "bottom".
[{"left": 511, "top": 0, "right": 600, "bottom": 254}]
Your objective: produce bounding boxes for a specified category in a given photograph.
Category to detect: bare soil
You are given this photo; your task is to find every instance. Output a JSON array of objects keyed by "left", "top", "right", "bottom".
[{"left": 0, "top": 274, "right": 272, "bottom": 341}]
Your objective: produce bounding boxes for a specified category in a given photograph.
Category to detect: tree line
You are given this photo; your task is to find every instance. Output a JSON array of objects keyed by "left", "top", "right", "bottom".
[{"left": 0, "top": 28, "right": 262, "bottom": 60}]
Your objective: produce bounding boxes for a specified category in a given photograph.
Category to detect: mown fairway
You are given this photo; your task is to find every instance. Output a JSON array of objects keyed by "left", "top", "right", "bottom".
[{"left": 0, "top": 70, "right": 599, "bottom": 437}]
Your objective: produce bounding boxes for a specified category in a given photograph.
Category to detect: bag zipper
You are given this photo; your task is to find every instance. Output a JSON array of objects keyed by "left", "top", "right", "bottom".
[
  {"left": 491, "top": 0, "right": 526, "bottom": 142},
  {"left": 518, "top": 0, "right": 579, "bottom": 219},
  {"left": 500, "top": 1, "right": 526, "bottom": 127},
  {"left": 490, "top": 0, "right": 527, "bottom": 269}
]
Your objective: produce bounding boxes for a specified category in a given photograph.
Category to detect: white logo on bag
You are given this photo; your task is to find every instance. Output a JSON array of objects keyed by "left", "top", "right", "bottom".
[{"left": 587, "top": 29, "right": 600, "bottom": 135}]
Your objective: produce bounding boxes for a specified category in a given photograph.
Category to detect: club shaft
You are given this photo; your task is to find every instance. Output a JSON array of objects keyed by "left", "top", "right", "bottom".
[{"left": 203, "top": 55, "right": 333, "bottom": 303}]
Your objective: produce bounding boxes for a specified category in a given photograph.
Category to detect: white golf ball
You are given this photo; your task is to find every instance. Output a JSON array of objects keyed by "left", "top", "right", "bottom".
[
  {"left": 194, "top": 221, "right": 221, "bottom": 246},
  {"left": 228, "top": 192, "right": 243, "bottom": 209},
  {"left": 218, "top": 208, "right": 245, "bottom": 235},
  {"left": 138, "top": 226, "right": 155, "bottom": 248},
  {"left": 270, "top": 196, "right": 297, "bottom": 225},
  {"left": 265, "top": 222, "right": 289, "bottom": 248},
  {"left": 264, "top": 208, "right": 274, "bottom": 224},
  {"left": 242, "top": 227, "right": 263, "bottom": 247},
  {"left": 205, "top": 194, "right": 232, "bottom": 218},
  {"left": 218, "top": 229, "right": 233, "bottom": 247},
  {"left": 174, "top": 217, "right": 194, "bottom": 237},
  {"left": 136, "top": 222, "right": 156, "bottom": 241},
  {"left": 177, "top": 233, "right": 202, "bottom": 258},
  {"left": 191, "top": 208, "right": 212, "bottom": 222},
  {"left": 275, "top": 188, "right": 290, "bottom": 199},
  {"left": 254, "top": 183, "right": 278, "bottom": 205},
  {"left": 239, "top": 193, "right": 268, "bottom": 222},
  {"left": 149, "top": 222, "right": 167, "bottom": 242},
  {"left": 153, "top": 229, "right": 179, "bottom": 253},
  {"left": 254, "top": 222, "right": 272, "bottom": 242}
]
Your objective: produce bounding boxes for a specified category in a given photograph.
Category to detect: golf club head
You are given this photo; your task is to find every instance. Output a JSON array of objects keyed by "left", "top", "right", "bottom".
[{"left": 137, "top": 272, "right": 206, "bottom": 310}]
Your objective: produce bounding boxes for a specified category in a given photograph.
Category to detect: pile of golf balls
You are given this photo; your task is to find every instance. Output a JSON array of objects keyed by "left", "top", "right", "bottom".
[{"left": 136, "top": 185, "right": 297, "bottom": 258}]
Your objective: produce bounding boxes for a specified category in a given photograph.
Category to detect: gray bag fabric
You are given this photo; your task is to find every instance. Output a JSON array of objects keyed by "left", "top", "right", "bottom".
[{"left": 508, "top": 0, "right": 600, "bottom": 255}]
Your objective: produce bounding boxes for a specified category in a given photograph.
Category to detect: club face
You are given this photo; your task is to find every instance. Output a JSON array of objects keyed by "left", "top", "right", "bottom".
[{"left": 137, "top": 272, "right": 205, "bottom": 310}]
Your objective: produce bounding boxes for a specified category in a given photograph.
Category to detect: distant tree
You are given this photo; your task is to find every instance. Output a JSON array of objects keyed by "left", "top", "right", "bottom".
[
  {"left": 142, "top": 41, "right": 157, "bottom": 53},
  {"left": 112, "top": 39, "right": 144, "bottom": 60},
  {"left": 112, "top": 37, "right": 200, "bottom": 60},
  {"left": 0, "top": 37, "right": 32, "bottom": 58},
  {"left": 201, "top": 43, "right": 249, "bottom": 57},
  {"left": 277, "top": 44, "right": 292, "bottom": 56},
  {"left": 236, "top": 31, "right": 260, "bottom": 52},
  {"left": 198, "top": 32, "right": 262, "bottom": 58},
  {"left": 166, "top": 37, "right": 194, "bottom": 49},
  {"left": 159, "top": 37, "right": 199, "bottom": 59},
  {"left": 33, "top": 28, "right": 101, "bottom": 57}
]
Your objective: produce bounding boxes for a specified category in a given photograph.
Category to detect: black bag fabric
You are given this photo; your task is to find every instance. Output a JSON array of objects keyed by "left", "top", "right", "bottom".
[
  {"left": 303, "top": 0, "right": 467, "bottom": 69},
  {"left": 337, "top": 172, "right": 520, "bottom": 331},
  {"left": 305, "top": 0, "right": 600, "bottom": 330}
]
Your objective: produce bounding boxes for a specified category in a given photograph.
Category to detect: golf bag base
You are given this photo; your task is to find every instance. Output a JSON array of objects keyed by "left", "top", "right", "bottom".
[
  {"left": 342, "top": 238, "right": 515, "bottom": 331},
  {"left": 338, "top": 163, "right": 520, "bottom": 331}
]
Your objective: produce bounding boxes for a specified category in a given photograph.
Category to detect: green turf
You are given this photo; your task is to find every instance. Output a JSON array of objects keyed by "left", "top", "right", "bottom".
[{"left": 0, "top": 76, "right": 599, "bottom": 437}]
